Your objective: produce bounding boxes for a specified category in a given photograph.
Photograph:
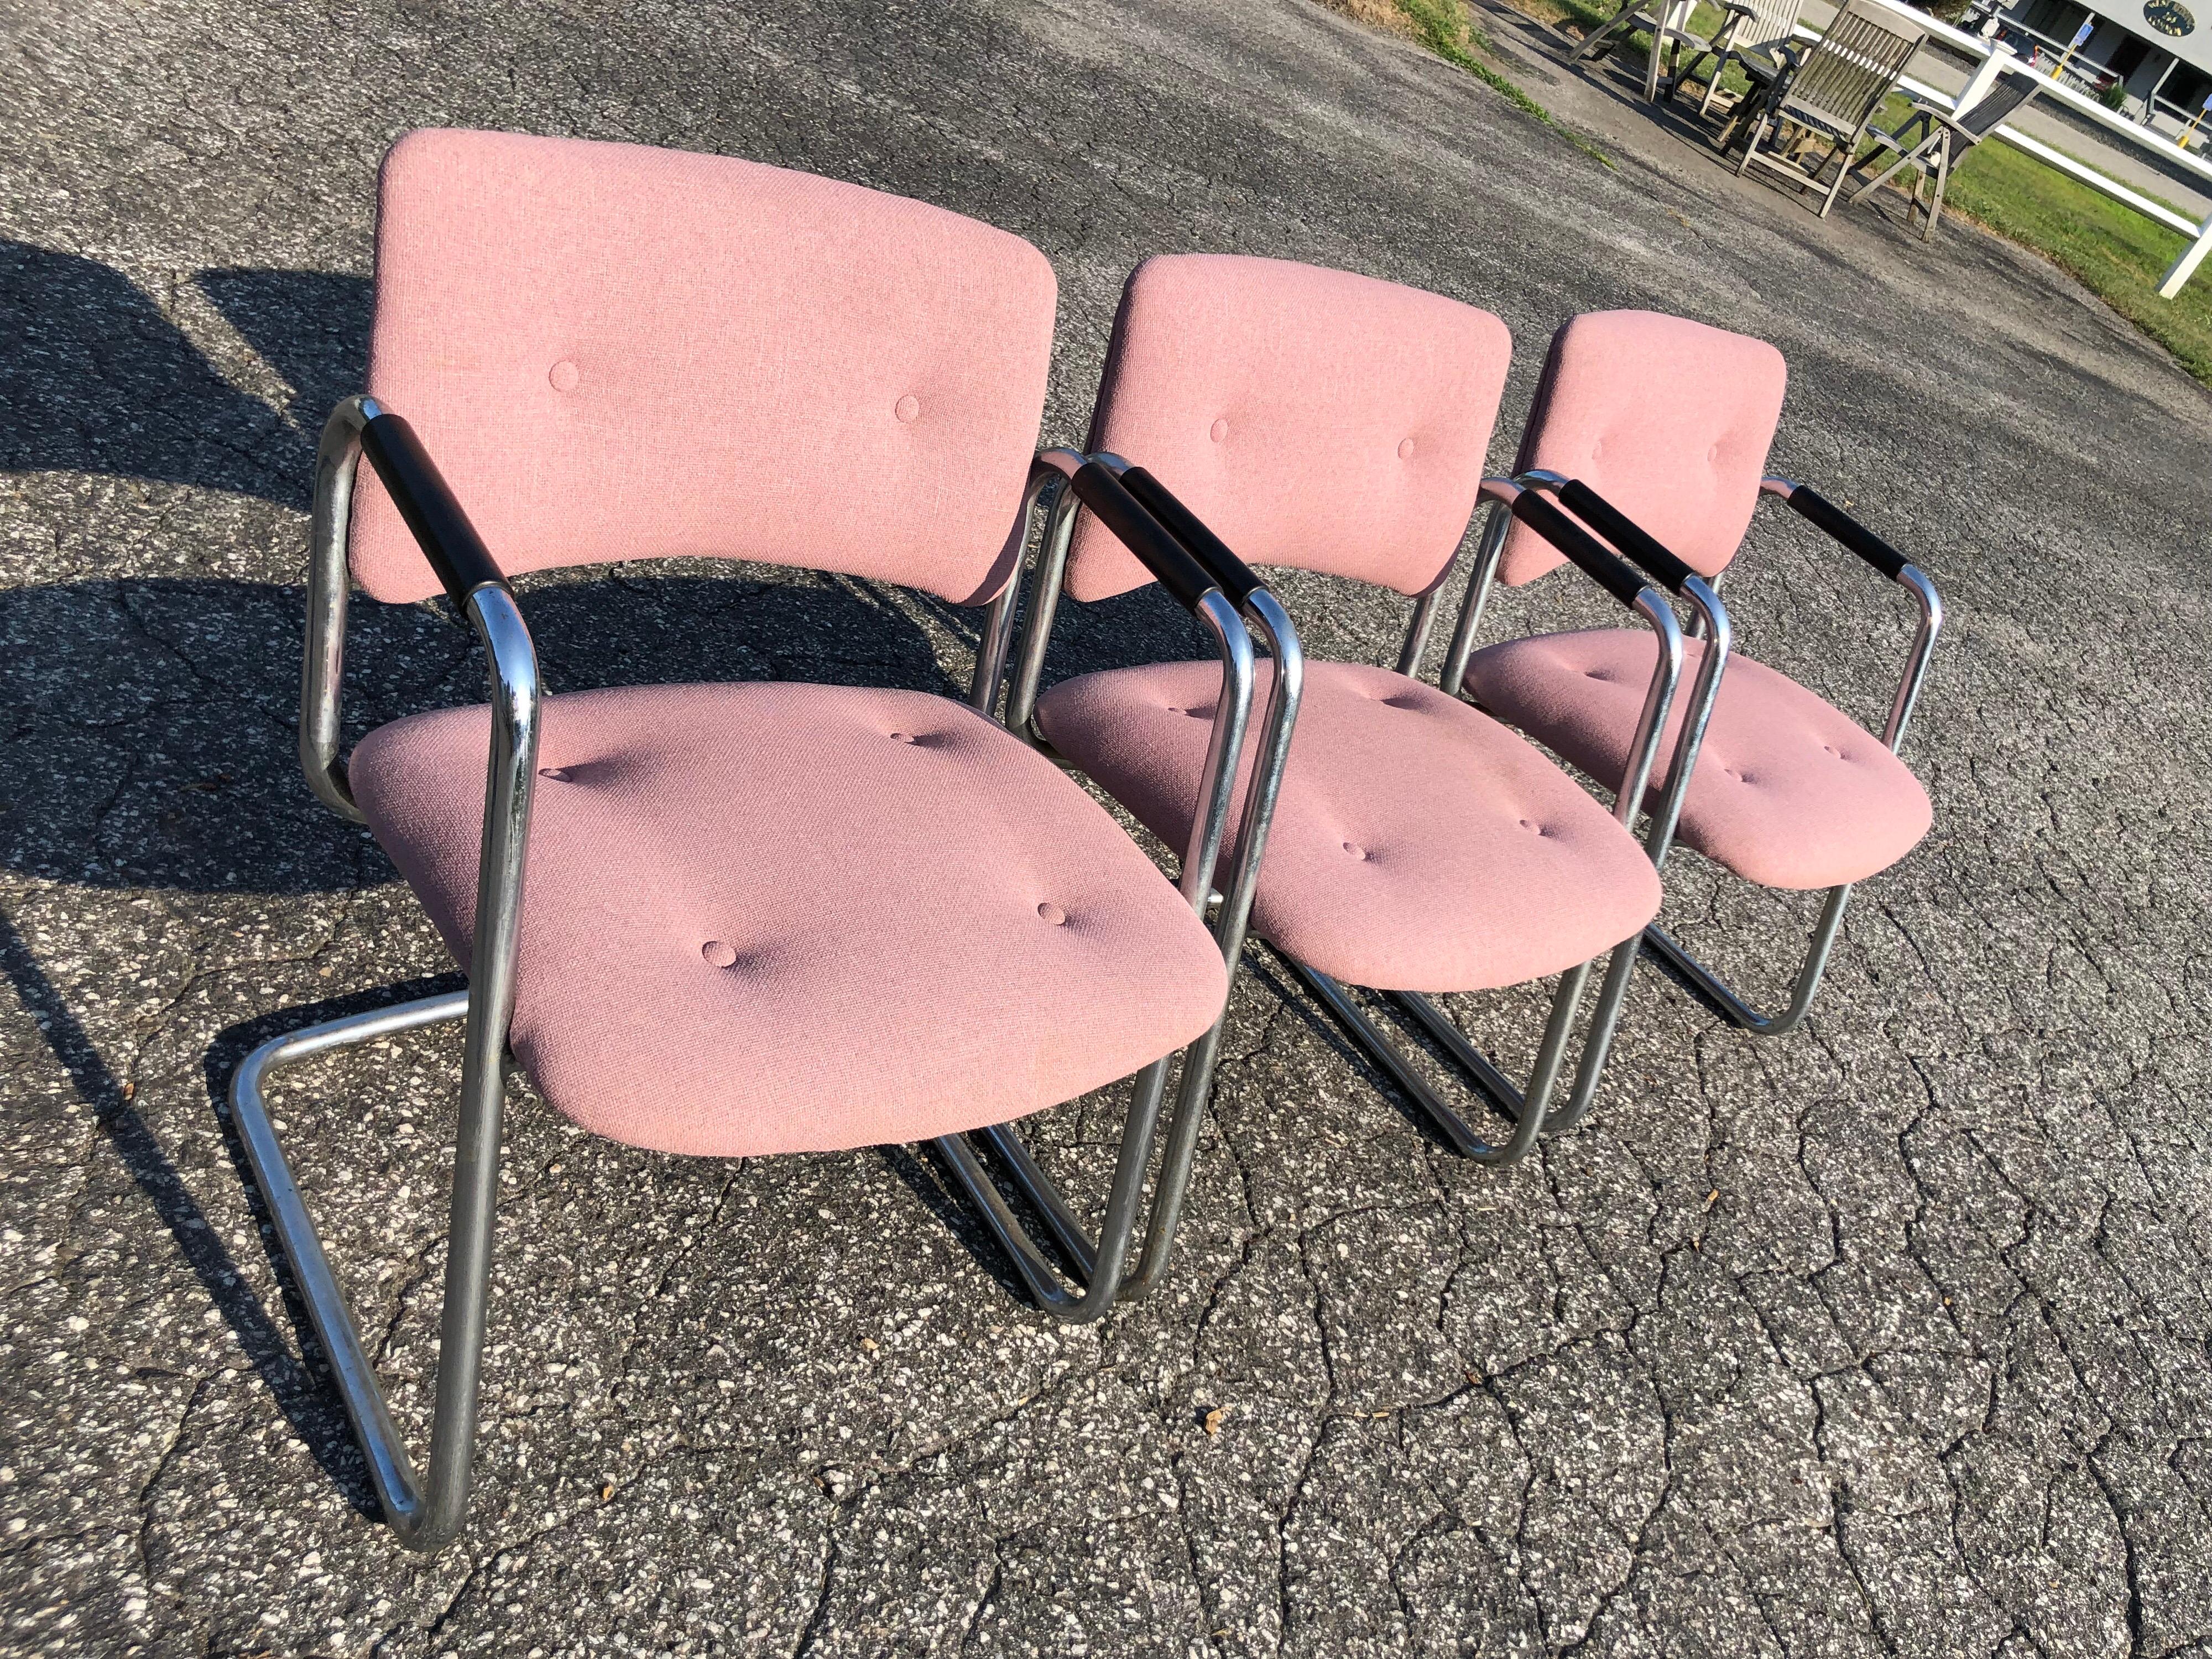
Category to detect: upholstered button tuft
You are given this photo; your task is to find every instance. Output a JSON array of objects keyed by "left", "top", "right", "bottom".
[
  {"left": 1584, "top": 669, "right": 1610, "bottom": 681},
  {"left": 539, "top": 766, "right": 571, "bottom": 781},
  {"left": 1209, "top": 418, "right": 1230, "bottom": 442},
  {"left": 1707, "top": 444, "right": 1721, "bottom": 464},
  {"left": 1397, "top": 437, "right": 1417, "bottom": 460},
  {"left": 1037, "top": 902, "right": 1067, "bottom": 926},
  {"left": 1343, "top": 841, "right": 1368, "bottom": 860},
  {"left": 895, "top": 394, "right": 921, "bottom": 424},
  {"left": 549, "top": 359, "right": 580, "bottom": 392},
  {"left": 889, "top": 731, "right": 919, "bottom": 744},
  {"left": 1590, "top": 437, "right": 1604, "bottom": 458},
  {"left": 701, "top": 940, "right": 739, "bottom": 968}
]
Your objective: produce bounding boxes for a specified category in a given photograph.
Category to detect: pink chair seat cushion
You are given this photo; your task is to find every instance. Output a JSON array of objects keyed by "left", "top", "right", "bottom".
[
  {"left": 1463, "top": 630, "right": 1932, "bottom": 890},
  {"left": 1034, "top": 660, "right": 1661, "bottom": 993},
  {"left": 350, "top": 682, "right": 1227, "bottom": 1158}
]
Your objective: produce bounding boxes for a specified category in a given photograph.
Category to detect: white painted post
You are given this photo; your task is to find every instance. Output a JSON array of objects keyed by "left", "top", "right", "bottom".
[{"left": 2158, "top": 216, "right": 2212, "bottom": 297}]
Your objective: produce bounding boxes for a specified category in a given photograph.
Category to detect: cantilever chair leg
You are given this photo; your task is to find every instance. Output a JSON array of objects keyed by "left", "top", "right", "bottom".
[
  {"left": 1640, "top": 880, "right": 1851, "bottom": 1037},
  {"left": 1281, "top": 951, "right": 1601, "bottom": 1165},
  {"left": 228, "top": 988, "right": 497, "bottom": 1554},
  {"left": 930, "top": 1053, "right": 1175, "bottom": 1324}
]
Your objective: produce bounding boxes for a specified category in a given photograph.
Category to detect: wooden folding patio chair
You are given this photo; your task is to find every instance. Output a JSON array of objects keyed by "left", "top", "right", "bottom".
[
  {"left": 1667, "top": 0, "right": 1812, "bottom": 117},
  {"left": 1728, "top": 0, "right": 1928, "bottom": 216},
  {"left": 1846, "top": 62, "right": 2042, "bottom": 237}
]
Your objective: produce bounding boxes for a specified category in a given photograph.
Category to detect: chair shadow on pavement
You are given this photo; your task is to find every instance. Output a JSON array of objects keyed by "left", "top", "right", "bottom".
[{"left": 1, "top": 236, "right": 1248, "bottom": 1488}]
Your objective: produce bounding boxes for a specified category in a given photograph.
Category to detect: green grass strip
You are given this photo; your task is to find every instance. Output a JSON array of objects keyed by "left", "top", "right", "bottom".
[{"left": 1391, "top": 0, "right": 1615, "bottom": 166}]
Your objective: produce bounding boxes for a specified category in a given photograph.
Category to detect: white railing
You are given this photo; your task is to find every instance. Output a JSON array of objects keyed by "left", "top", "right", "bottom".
[{"left": 1798, "top": 0, "right": 2212, "bottom": 294}]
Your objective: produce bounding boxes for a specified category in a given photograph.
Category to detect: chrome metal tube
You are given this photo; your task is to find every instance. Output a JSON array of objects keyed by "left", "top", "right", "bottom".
[
  {"left": 1180, "top": 591, "right": 1256, "bottom": 914},
  {"left": 968, "top": 462, "right": 1062, "bottom": 717},
  {"left": 301, "top": 395, "right": 380, "bottom": 824},
  {"left": 1642, "top": 881, "right": 1854, "bottom": 1037},
  {"left": 1640, "top": 575, "right": 1729, "bottom": 870},
  {"left": 1612, "top": 592, "right": 1686, "bottom": 827},
  {"left": 1438, "top": 497, "right": 1511, "bottom": 696},
  {"left": 227, "top": 991, "right": 470, "bottom": 1548},
  {"left": 1123, "top": 587, "right": 1303, "bottom": 1298},
  {"left": 1003, "top": 472, "right": 1080, "bottom": 740},
  {"left": 409, "top": 583, "right": 540, "bottom": 1548},
  {"left": 1394, "top": 587, "right": 1442, "bottom": 678},
  {"left": 1884, "top": 566, "right": 1942, "bottom": 753}
]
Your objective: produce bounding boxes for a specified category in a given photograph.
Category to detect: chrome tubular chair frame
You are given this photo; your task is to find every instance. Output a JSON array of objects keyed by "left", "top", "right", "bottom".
[
  {"left": 930, "top": 448, "right": 1267, "bottom": 1321},
  {"left": 1282, "top": 476, "right": 1692, "bottom": 1165},
  {"left": 1089, "top": 458, "right": 1303, "bottom": 1301},
  {"left": 233, "top": 429, "right": 1253, "bottom": 1564},
  {"left": 230, "top": 394, "right": 540, "bottom": 1554},
  {"left": 1636, "top": 476, "right": 1940, "bottom": 1037}
]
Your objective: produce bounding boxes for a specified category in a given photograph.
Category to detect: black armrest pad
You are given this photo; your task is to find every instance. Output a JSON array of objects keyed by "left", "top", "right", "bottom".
[
  {"left": 1786, "top": 486, "right": 1910, "bottom": 581},
  {"left": 1115, "top": 467, "right": 1266, "bottom": 609},
  {"left": 1509, "top": 490, "right": 1648, "bottom": 609},
  {"left": 1065, "top": 462, "right": 1219, "bottom": 612},
  {"left": 358, "top": 411, "right": 509, "bottom": 609},
  {"left": 1558, "top": 479, "right": 1698, "bottom": 593}
]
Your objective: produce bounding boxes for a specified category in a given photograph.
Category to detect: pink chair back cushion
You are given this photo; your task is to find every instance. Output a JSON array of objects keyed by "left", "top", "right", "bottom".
[
  {"left": 1063, "top": 255, "right": 1512, "bottom": 602},
  {"left": 1498, "top": 311, "right": 1787, "bottom": 587},
  {"left": 351, "top": 129, "right": 1057, "bottom": 606}
]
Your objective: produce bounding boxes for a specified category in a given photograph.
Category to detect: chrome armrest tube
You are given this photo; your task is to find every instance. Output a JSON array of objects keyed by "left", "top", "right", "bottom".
[
  {"left": 302, "top": 397, "right": 377, "bottom": 822},
  {"left": 289, "top": 395, "right": 540, "bottom": 1552},
  {"left": 1093, "top": 456, "right": 1305, "bottom": 954},
  {"left": 1761, "top": 477, "right": 1943, "bottom": 756},
  {"left": 967, "top": 460, "right": 1065, "bottom": 716},
  {"left": 1017, "top": 448, "right": 1256, "bottom": 917},
  {"left": 1532, "top": 474, "right": 1734, "bottom": 865},
  {"left": 1478, "top": 474, "right": 1687, "bottom": 818}
]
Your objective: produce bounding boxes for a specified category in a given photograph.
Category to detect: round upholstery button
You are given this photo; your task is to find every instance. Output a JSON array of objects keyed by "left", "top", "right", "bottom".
[
  {"left": 549, "top": 359, "right": 580, "bottom": 392},
  {"left": 1397, "top": 437, "right": 1416, "bottom": 460},
  {"left": 1209, "top": 418, "right": 1230, "bottom": 442},
  {"left": 895, "top": 394, "right": 921, "bottom": 423},
  {"left": 701, "top": 940, "right": 739, "bottom": 968},
  {"left": 1708, "top": 444, "right": 1721, "bottom": 463},
  {"left": 538, "top": 766, "right": 571, "bottom": 782},
  {"left": 1037, "top": 902, "right": 1067, "bottom": 926},
  {"left": 1343, "top": 841, "right": 1368, "bottom": 860},
  {"left": 889, "top": 731, "right": 918, "bottom": 744}
]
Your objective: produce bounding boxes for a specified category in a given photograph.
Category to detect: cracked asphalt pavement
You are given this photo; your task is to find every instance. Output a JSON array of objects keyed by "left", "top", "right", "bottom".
[{"left": 3, "top": 0, "right": 2210, "bottom": 1652}]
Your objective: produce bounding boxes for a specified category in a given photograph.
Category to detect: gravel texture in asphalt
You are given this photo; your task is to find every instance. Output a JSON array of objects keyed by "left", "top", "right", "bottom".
[{"left": 3, "top": 0, "right": 2209, "bottom": 1653}]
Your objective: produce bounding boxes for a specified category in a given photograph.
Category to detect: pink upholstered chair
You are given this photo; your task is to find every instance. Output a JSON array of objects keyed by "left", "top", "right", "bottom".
[
  {"left": 1441, "top": 310, "right": 1942, "bottom": 1047},
  {"left": 1006, "top": 255, "right": 1698, "bottom": 1289},
  {"left": 223, "top": 131, "right": 1266, "bottom": 1552}
]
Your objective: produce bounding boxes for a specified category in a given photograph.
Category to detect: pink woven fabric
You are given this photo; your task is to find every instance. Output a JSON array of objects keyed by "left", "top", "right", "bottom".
[
  {"left": 1464, "top": 630, "right": 1932, "bottom": 889},
  {"left": 351, "top": 682, "right": 1227, "bottom": 1157},
  {"left": 351, "top": 129, "right": 1057, "bottom": 606},
  {"left": 1035, "top": 660, "right": 1660, "bottom": 992},
  {"left": 1063, "top": 255, "right": 1511, "bottom": 601},
  {"left": 1497, "top": 311, "right": 1787, "bottom": 586}
]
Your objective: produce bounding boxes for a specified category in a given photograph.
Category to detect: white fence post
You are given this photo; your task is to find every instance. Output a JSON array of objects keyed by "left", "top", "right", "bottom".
[{"left": 2159, "top": 218, "right": 2212, "bottom": 298}]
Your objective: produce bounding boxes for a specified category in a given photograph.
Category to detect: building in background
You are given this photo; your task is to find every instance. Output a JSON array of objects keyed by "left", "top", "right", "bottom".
[{"left": 1968, "top": 0, "right": 2212, "bottom": 135}]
